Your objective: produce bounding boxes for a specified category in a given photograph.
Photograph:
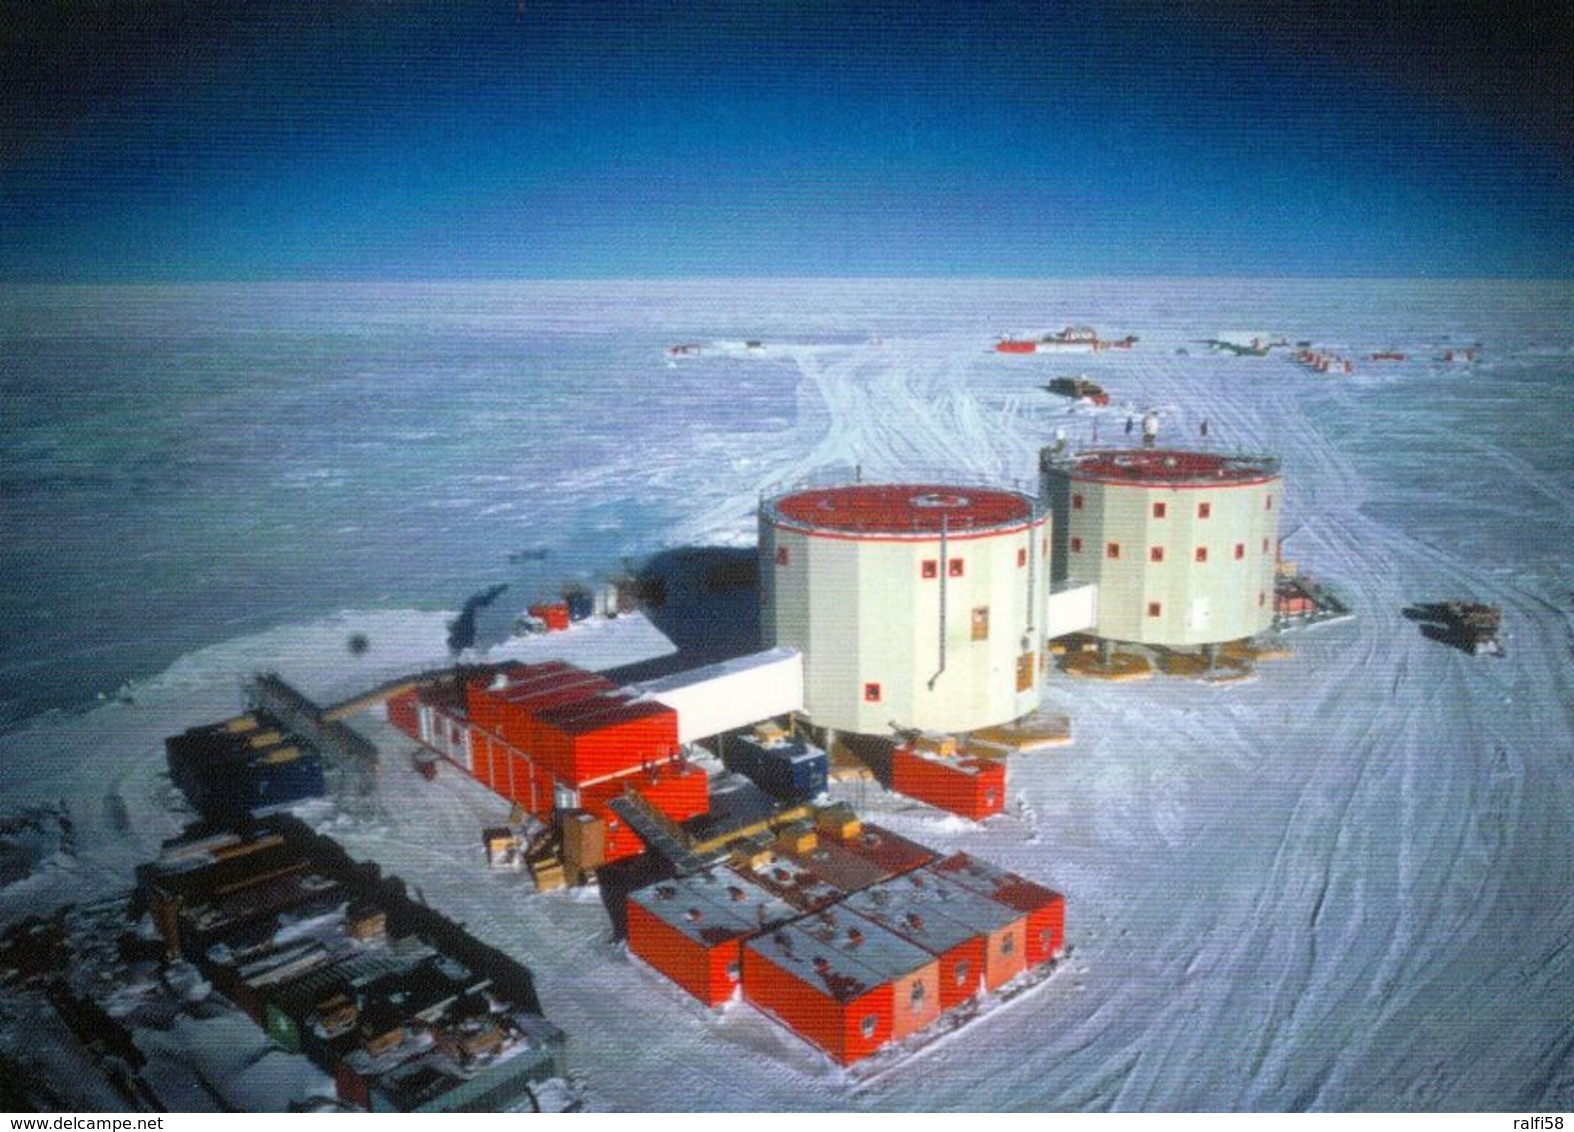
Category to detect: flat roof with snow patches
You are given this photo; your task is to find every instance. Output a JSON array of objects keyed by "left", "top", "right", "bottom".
[
  {"left": 735, "top": 853, "right": 844, "bottom": 912},
  {"left": 632, "top": 869, "right": 800, "bottom": 933},
  {"left": 1051, "top": 449, "right": 1280, "bottom": 488},
  {"left": 793, "top": 906, "right": 938, "bottom": 982},
  {"left": 765, "top": 484, "right": 1045, "bottom": 538},
  {"left": 847, "top": 870, "right": 1023, "bottom": 939},
  {"left": 630, "top": 874, "right": 788, "bottom": 946}
]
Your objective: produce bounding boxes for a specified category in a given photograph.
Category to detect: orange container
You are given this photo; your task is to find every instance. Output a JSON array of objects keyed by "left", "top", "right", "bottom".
[
  {"left": 927, "top": 852, "right": 1065, "bottom": 966},
  {"left": 468, "top": 670, "right": 615, "bottom": 753},
  {"left": 580, "top": 794, "right": 643, "bottom": 862},
  {"left": 742, "top": 927, "right": 893, "bottom": 1065},
  {"left": 625, "top": 874, "right": 787, "bottom": 1007},
  {"left": 626, "top": 898, "right": 747, "bottom": 1007},
  {"left": 534, "top": 699, "right": 679, "bottom": 787},
  {"left": 582, "top": 759, "right": 708, "bottom": 824},
  {"left": 852, "top": 870, "right": 1030, "bottom": 999},
  {"left": 579, "top": 760, "right": 708, "bottom": 862},
  {"left": 528, "top": 602, "right": 571, "bottom": 632},
  {"left": 890, "top": 748, "right": 1006, "bottom": 820}
]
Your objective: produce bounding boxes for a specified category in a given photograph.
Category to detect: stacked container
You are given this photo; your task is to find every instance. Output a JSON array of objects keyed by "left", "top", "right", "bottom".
[
  {"left": 166, "top": 715, "right": 326, "bottom": 823},
  {"left": 390, "top": 663, "right": 686, "bottom": 865},
  {"left": 531, "top": 697, "right": 679, "bottom": 786}
]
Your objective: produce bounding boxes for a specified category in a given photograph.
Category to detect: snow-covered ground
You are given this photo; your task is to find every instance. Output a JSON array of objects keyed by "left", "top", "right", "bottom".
[{"left": 1, "top": 280, "right": 1571, "bottom": 1110}]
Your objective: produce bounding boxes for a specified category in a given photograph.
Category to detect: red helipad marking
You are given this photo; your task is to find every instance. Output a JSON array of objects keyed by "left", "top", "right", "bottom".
[
  {"left": 771, "top": 484, "right": 1035, "bottom": 534},
  {"left": 1062, "top": 449, "right": 1279, "bottom": 487}
]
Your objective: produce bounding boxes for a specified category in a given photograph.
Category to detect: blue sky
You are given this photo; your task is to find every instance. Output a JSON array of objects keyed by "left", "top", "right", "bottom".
[{"left": 2, "top": 1, "right": 1569, "bottom": 280}]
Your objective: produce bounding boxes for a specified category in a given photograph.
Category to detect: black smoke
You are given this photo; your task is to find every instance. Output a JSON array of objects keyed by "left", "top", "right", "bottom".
[{"left": 446, "top": 584, "right": 509, "bottom": 655}]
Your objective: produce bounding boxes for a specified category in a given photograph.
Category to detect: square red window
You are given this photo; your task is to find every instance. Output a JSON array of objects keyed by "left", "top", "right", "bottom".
[
  {"left": 1071, "top": 493, "right": 1084, "bottom": 511},
  {"left": 1152, "top": 501, "right": 1167, "bottom": 519},
  {"left": 1150, "top": 546, "right": 1164, "bottom": 562},
  {"left": 1106, "top": 542, "right": 1120, "bottom": 559},
  {"left": 1070, "top": 537, "right": 1083, "bottom": 553},
  {"left": 1018, "top": 548, "right": 1027, "bottom": 567},
  {"left": 949, "top": 558, "right": 964, "bottom": 577},
  {"left": 1195, "top": 546, "right": 1208, "bottom": 562},
  {"left": 1266, "top": 495, "right": 1274, "bottom": 510},
  {"left": 1147, "top": 601, "right": 1162, "bottom": 618},
  {"left": 921, "top": 559, "right": 938, "bottom": 579},
  {"left": 1198, "top": 502, "right": 1212, "bottom": 519},
  {"left": 775, "top": 546, "right": 789, "bottom": 566},
  {"left": 864, "top": 682, "right": 882, "bottom": 703},
  {"left": 1235, "top": 543, "right": 1245, "bottom": 560}
]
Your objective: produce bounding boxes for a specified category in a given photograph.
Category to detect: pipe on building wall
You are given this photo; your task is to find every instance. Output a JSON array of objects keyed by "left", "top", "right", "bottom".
[
  {"left": 1026, "top": 521, "right": 1038, "bottom": 637},
  {"left": 928, "top": 514, "right": 948, "bottom": 690}
]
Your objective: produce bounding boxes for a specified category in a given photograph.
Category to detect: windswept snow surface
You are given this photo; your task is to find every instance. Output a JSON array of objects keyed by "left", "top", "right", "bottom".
[{"left": 1, "top": 279, "right": 1572, "bottom": 1111}]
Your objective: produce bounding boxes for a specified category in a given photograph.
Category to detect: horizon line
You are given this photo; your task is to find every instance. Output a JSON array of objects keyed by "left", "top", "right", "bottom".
[{"left": 4, "top": 274, "right": 1571, "bottom": 288}]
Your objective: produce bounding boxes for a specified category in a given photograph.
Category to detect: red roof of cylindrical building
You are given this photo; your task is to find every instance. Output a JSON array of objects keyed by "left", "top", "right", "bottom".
[
  {"left": 1049, "top": 448, "right": 1280, "bottom": 488},
  {"left": 765, "top": 483, "right": 1045, "bottom": 538}
]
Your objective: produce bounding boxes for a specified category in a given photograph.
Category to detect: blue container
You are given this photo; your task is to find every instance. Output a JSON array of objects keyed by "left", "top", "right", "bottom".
[
  {"left": 167, "top": 724, "right": 327, "bottom": 823},
  {"left": 242, "top": 749, "right": 327, "bottom": 815},
  {"left": 565, "top": 592, "right": 594, "bottom": 622},
  {"left": 723, "top": 734, "right": 828, "bottom": 804}
]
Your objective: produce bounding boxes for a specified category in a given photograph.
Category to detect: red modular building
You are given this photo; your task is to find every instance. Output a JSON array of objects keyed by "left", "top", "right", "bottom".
[
  {"left": 927, "top": 852, "right": 1065, "bottom": 967},
  {"left": 468, "top": 669, "right": 617, "bottom": 759},
  {"left": 890, "top": 747, "right": 1007, "bottom": 821},
  {"left": 743, "top": 907, "right": 941, "bottom": 1064},
  {"left": 387, "top": 664, "right": 681, "bottom": 843},
  {"left": 530, "top": 696, "right": 678, "bottom": 786},
  {"left": 625, "top": 872, "right": 799, "bottom": 1007},
  {"left": 581, "top": 758, "right": 710, "bottom": 863},
  {"left": 842, "top": 871, "right": 1028, "bottom": 1008},
  {"left": 386, "top": 689, "right": 421, "bottom": 740}
]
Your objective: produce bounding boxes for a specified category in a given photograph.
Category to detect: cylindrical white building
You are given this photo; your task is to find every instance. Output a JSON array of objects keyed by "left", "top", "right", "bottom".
[
  {"left": 1040, "top": 449, "right": 1281, "bottom": 647},
  {"left": 759, "top": 483, "right": 1050, "bottom": 736}
]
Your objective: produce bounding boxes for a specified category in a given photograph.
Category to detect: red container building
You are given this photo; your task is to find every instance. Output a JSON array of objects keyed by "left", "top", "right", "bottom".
[
  {"left": 626, "top": 872, "right": 799, "bottom": 1007},
  {"left": 743, "top": 907, "right": 940, "bottom": 1064},
  {"left": 532, "top": 697, "right": 678, "bottom": 787},
  {"left": 891, "top": 747, "right": 1006, "bottom": 820},
  {"left": 842, "top": 871, "right": 1028, "bottom": 1008},
  {"left": 528, "top": 603, "right": 572, "bottom": 632},
  {"left": 581, "top": 758, "right": 710, "bottom": 862},
  {"left": 468, "top": 669, "right": 616, "bottom": 756},
  {"left": 386, "top": 689, "right": 420, "bottom": 739},
  {"left": 927, "top": 852, "right": 1065, "bottom": 967}
]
